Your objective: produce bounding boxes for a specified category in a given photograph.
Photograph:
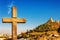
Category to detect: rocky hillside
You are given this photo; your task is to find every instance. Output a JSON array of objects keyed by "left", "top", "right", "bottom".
[{"left": 18, "top": 17, "right": 60, "bottom": 40}]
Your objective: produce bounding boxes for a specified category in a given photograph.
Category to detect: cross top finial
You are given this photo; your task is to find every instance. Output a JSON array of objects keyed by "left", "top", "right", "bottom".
[{"left": 12, "top": 6, "right": 17, "bottom": 18}]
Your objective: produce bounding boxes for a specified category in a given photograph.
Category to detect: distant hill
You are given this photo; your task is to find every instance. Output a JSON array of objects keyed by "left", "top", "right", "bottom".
[{"left": 29, "top": 17, "right": 60, "bottom": 32}]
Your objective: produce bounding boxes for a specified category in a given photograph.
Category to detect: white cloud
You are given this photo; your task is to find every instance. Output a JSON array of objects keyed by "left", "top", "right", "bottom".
[{"left": 8, "top": 1, "right": 15, "bottom": 14}]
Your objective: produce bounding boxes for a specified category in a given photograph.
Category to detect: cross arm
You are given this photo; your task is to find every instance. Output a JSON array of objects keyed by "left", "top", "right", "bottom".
[
  {"left": 16, "top": 18, "right": 26, "bottom": 23},
  {"left": 2, "top": 18, "right": 12, "bottom": 23}
]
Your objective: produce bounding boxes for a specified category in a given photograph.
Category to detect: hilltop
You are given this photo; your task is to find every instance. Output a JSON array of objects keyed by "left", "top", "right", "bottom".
[
  {"left": 26, "top": 17, "right": 60, "bottom": 33},
  {"left": 33, "top": 17, "right": 60, "bottom": 32}
]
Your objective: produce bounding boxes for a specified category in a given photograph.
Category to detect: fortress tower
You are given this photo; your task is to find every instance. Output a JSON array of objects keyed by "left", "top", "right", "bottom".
[
  {"left": 48, "top": 17, "right": 54, "bottom": 23},
  {"left": 55, "top": 20, "right": 60, "bottom": 23}
]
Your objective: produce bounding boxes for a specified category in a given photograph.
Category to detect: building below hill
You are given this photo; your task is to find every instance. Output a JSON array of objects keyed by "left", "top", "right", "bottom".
[{"left": 0, "top": 34, "right": 8, "bottom": 40}]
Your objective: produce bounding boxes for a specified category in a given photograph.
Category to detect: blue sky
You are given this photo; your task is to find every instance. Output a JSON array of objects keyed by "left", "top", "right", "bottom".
[{"left": 0, "top": 0, "right": 60, "bottom": 34}]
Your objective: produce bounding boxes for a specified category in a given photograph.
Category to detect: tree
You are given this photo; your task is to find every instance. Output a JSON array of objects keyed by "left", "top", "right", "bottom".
[{"left": 57, "top": 26, "right": 60, "bottom": 33}]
